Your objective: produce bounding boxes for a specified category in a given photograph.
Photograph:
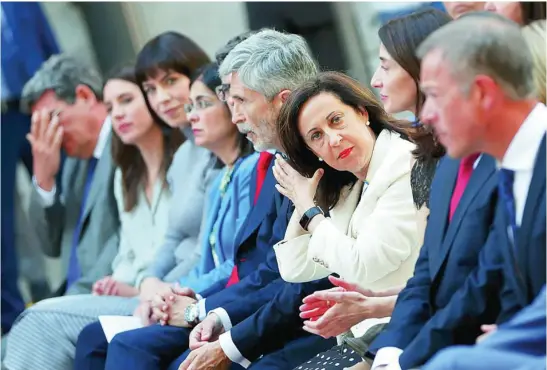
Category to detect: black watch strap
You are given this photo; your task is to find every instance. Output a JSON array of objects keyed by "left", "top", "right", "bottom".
[{"left": 299, "top": 206, "right": 324, "bottom": 231}]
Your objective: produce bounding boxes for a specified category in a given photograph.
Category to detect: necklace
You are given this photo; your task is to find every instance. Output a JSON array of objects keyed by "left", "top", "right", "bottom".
[{"left": 209, "top": 165, "right": 236, "bottom": 266}]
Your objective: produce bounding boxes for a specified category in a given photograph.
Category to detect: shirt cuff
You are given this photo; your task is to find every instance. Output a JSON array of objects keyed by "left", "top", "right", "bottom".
[
  {"left": 371, "top": 347, "right": 403, "bottom": 370},
  {"left": 197, "top": 297, "right": 207, "bottom": 321},
  {"left": 219, "top": 331, "right": 251, "bottom": 368},
  {"left": 210, "top": 307, "right": 233, "bottom": 331},
  {"left": 32, "top": 175, "right": 57, "bottom": 207}
]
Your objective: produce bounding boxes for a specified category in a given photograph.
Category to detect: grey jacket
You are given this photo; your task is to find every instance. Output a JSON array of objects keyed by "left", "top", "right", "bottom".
[
  {"left": 28, "top": 134, "right": 120, "bottom": 295},
  {"left": 138, "top": 129, "right": 222, "bottom": 287}
]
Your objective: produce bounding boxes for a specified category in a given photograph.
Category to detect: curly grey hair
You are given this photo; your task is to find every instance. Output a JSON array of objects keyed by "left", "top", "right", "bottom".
[{"left": 21, "top": 54, "right": 103, "bottom": 113}]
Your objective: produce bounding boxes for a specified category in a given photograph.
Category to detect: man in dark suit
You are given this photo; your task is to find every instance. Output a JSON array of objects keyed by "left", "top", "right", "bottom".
[
  {"left": 369, "top": 12, "right": 547, "bottom": 370},
  {"left": 73, "top": 29, "right": 336, "bottom": 370}
]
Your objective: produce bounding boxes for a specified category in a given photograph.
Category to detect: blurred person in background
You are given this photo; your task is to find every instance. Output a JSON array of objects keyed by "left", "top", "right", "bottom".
[
  {"left": 443, "top": 2, "right": 485, "bottom": 19},
  {"left": 485, "top": 1, "right": 546, "bottom": 25},
  {"left": 1, "top": 1, "right": 60, "bottom": 334},
  {"left": 522, "top": 20, "right": 546, "bottom": 105}
]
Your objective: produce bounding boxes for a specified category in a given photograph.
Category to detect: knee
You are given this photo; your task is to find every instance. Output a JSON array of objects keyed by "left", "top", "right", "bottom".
[{"left": 76, "top": 321, "right": 107, "bottom": 357}]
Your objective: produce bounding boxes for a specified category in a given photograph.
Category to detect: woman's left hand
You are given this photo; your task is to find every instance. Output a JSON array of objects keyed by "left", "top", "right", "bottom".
[{"left": 272, "top": 154, "right": 323, "bottom": 216}]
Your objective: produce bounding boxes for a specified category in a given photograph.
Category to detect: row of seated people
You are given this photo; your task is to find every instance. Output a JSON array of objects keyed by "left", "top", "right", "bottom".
[{"left": 3, "top": 5, "right": 547, "bottom": 370}]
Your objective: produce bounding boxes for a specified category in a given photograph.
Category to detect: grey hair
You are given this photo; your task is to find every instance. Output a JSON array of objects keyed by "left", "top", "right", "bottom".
[
  {"left": 218, "top": 29, "right": 318, "bottom": 100},
  {"left": 416, "top": 11, "right": 536, "bottom": 100},
  {"left": 21, "top": 54, "right": 103, "bottom": 113}
]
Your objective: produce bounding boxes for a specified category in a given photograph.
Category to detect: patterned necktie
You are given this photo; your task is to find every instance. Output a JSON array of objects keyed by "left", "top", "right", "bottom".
[
  {"left": 449, "top": 153, "right": 480, "bottom": 221},
  {"left": 66, "top": 157, "right": 98, "bottom": 291},
  {"left": 499, "top": 168, "right": 518, "bottom": 247}
]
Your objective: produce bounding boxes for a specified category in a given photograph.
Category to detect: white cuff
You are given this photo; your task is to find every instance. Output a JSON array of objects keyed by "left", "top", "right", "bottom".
[
  {"left": 210, "top": 307, "right": 232, "bottom": 331},
  {"left": 32, "top": 176, "right": 57, "bottom": 207},
  {"left": 195, "top": 293, "right": 203, "bottom": 301},
  {"left": 371, "top": 347, "right": 403, "bottom": 370},
  {"left": 197, "top": 298, "right": 207, "bottom": 322},
  {"left": 219, "top": 331, "right": 251, "bottom": 368}
]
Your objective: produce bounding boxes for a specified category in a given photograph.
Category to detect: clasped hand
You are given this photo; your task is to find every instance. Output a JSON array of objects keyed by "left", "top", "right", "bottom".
[
  {"left": 149, "top": 284, "right": 197, "bottom": 327},
  {"left": 300, "top": 276, "right": 381, "bottom": 338}
]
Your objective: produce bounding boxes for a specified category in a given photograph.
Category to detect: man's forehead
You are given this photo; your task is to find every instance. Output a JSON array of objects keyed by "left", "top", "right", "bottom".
[{"left": 31, "top": 90, "right": 65, "bottom": 113}]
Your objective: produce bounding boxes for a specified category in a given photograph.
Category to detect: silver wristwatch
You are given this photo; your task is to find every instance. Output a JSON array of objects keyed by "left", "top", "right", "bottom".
[{"left": 184, "top": 303, "right": 200, "bottom": 326}]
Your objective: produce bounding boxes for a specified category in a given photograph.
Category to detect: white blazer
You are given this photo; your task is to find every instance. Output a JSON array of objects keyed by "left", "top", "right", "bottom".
[{"left": 274, "top": 130, "right": 426, "bottom": 291}]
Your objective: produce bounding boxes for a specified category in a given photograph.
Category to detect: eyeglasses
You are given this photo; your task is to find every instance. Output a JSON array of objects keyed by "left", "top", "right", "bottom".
[
  {"left": 215, "top": 84, "right": 230, "bottom": 102},
  {"left": 183, "top": 99, "right": 215, "bottom": 114}
]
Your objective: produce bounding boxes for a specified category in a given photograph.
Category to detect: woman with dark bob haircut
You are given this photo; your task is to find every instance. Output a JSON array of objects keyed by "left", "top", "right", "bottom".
[{"left": 271, "top": 71, "right": 430, "bottom": 369}]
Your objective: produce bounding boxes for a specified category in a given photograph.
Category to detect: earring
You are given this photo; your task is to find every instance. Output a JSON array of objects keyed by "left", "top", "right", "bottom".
[
  {"left": 318, "top": 157, "right": 323, "bottom": 162},
  {"left": 365, "top": 120, "right": 370, "bottom": 126}
]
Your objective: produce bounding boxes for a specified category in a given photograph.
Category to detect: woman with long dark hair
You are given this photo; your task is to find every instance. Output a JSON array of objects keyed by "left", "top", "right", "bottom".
[
  {"left": 485, "top": 1, "right": 546, "bottom": 25},
  {"left": 283, "top": 9, "right": 451, "bottom": 369}
]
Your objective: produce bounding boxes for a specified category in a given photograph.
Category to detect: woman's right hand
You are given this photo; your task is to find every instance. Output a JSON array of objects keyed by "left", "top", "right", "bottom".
[
  {"left": 133, "top": 300, "right": 154, "bottom": 326},
  {"left": 139, "top": 277, "right": 173, "bottom": 302}
]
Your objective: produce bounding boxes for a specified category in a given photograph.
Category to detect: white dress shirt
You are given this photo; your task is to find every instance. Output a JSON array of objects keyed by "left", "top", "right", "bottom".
[
  {"left": 33, "top": 116, "right": 112, "bottom": 206},
  {"left": 371, "top": 103, "right": 547, "bottom": 370}
]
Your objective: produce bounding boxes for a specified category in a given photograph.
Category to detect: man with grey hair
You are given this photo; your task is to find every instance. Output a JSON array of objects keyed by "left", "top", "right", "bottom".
[
  {"left": 95, "top": 29, "right": 336, "bottom": 370},
  {"left": 5, "top": 54, "right": 120, "bottom": 368},
  {"left": 369, "top": 12, "right": 546, "bottom": 370},
  {"left": 11, "top": 54, "right": 119, "bottom": 296}
]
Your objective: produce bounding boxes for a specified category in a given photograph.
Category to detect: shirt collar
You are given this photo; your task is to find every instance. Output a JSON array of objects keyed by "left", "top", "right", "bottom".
[
  {"left": 501, "top": 103, "right": 547, "bottom": 172},
  {"left": 93, "top": 115, "right": 112, "bottom": 159}
]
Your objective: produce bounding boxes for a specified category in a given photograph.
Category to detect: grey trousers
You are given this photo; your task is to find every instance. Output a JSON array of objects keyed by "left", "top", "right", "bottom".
[{"left": 4, "top": 295, "right": 139, "bottom": 370}]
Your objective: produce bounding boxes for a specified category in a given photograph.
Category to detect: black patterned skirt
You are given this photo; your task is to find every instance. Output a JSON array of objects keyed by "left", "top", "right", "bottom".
[{"left": 294, "top": 343, "right": 362, "bottom": 370}]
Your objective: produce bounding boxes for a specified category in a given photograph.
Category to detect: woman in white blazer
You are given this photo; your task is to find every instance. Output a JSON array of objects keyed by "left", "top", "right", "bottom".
[
  {"left": 273, "top": 71, "right": 425, "bottom": 291},
  {"left": 272, "top": 71, "right": 442, "bottom": 369},
  {"left": 284, "top": 9, "right": 450, "bottom": 370}
]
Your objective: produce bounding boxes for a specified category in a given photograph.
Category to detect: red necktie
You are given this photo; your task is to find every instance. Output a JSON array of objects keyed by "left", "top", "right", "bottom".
[
  {"left": 449, "top": 153, "right": 480, "bottom": 221},
  {"left": 226, "top": 152, "right": 274, "bottom": 287}
]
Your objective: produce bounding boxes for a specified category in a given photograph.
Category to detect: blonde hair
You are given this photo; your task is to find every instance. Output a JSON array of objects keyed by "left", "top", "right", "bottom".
[{"left": 522, "top": 20, "right": 546, "bottom": 104}]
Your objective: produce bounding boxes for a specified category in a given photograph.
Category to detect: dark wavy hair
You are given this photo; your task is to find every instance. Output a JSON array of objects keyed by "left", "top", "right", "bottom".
[
  {"left": 379, "top": 7, "right": 451, "bottom": 160},
  {"left": 189, "top": 62, "right": 254, "bottom": 161},
  {"left": 107, "top": 65, "right": 185, "bottom": 211},
  {"left": 277, "top": 71, "right": 409, "bottom": 210}
]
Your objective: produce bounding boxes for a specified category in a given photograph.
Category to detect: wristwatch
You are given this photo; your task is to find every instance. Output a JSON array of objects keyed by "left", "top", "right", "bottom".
[
  {"left": 184, "top": 303, "right": 200, "bottom": 326},
  {"left": 299, "top": 206, "right": 325, "bottom": 231}
]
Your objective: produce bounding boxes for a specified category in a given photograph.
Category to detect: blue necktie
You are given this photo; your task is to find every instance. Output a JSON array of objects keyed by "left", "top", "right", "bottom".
[
  {"left": 66, "top": 157, "right": 98, "bottom": 291},
  {"left": 499, "top": 168, "right": 518, "bottom": 247}
]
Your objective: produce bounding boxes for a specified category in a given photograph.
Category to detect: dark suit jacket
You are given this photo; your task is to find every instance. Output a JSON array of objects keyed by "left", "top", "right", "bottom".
[
  {"left": 392, "top": 139, "right": 546, "bottom": 369},
  {"left": 368, "top": 155, "right": 499, "bottom": 368},
  {"left": 200, "top": 160, "right": 291, "bottom": 310}
]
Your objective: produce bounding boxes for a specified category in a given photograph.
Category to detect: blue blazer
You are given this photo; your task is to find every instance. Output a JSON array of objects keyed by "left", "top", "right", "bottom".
[
  {"left": 178, "top": 153, "right": 259, "bottom": 292},
  {"left": 200, "top": 156, "right": 291, "bottom": 307},
  {"left": 392, "top": 139, "right": 546, "bottom": 369},
  {"left": 370, "top": 155, "right": 499, "bottom": 368},
  {"left": 1, "top": 2, "right": 59, "bottom": 99},
  {"left": 423, "top": 286, "right": 546, "bottom": 370}
]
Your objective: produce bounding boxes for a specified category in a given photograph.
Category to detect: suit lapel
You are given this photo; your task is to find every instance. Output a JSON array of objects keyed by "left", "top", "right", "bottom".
[
  {"left": 234, "top": 161, "right": 275, "bottom": 247},
  {"left": 427, "top": 158, "right": 458, "bottom": 276},
  {"left": 514, "top": 137, "right": 546, "bottom": 299},
  {"left": 81, "top": 136, "right": 113, "bottom": 224},
  {"left": 432, "top": 156, "right": 496, "bottom": 279}
]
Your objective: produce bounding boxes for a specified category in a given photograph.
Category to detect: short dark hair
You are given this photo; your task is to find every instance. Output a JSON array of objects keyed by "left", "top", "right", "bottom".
[
  {"left": 215, "top": 30, "right": 258, "bottom": 65},
  {"left": 135, "top": 31, "right": 210, "bottom": 85},
  {"left": 521, "top": 2, "right": 546, "bottom": 25},
  {"left": 378, "top": 7, "right": 450, "bottom": 160},
  {"left": 189, "top": 63, "right": 254, "bottom": 160},
  {"left": 107, "top": 64, "right": 184, "bottom": 211},
  {"left": 277, "top": 71, "right": 408, "bottom": 210}
]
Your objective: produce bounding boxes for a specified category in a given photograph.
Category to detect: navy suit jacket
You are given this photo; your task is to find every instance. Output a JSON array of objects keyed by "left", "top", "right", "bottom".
[
  {"left": 393, "top": 139, "right": 546, "bottom": 369},
  {"left": 368, "top": 155, "right": 499, "bottom": 367},
  {"left": 1, "top": 2, "right": 59, "bottom": 99},
  {"left": 200, "top": 160, "right": 292, "bottom": 311}
]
